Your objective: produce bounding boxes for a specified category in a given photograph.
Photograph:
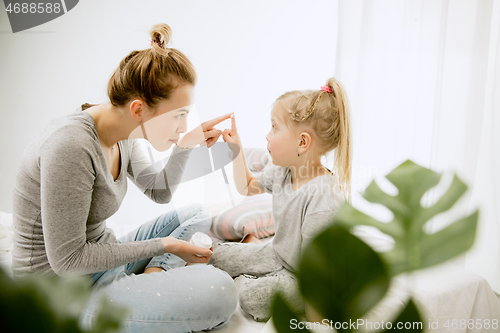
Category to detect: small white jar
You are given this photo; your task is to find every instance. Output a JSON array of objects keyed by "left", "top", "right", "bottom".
[{"left": 189, "top": 232, "right": 213, "bottom": 257}]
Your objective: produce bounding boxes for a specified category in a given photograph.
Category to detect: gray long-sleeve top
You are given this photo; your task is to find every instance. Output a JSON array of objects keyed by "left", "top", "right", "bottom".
[
  {"left": 11, "top": 108, "right": 192, "bottom": 277},
  {"left": 257, "top": 166, "right": 341, "bottom": 271}
]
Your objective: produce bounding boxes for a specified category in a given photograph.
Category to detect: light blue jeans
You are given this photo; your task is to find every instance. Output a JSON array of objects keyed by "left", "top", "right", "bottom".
[{"left": 79, "top": 204, "right": 238, "bottom": 333}]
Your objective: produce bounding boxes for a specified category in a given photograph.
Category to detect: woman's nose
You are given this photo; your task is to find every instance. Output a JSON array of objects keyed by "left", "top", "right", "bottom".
[{"left": 177, "top": 118, "right": 187, "bottom": 133}]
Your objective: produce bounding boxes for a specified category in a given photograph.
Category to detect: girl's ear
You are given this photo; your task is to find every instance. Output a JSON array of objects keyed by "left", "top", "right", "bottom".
[{"left": 298, "top": 132, "right": 312, "bottom": 152}]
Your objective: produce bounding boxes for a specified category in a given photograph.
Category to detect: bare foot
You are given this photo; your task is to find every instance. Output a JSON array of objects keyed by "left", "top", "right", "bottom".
[
  {"left": 143, "top": 267, "right": 165, "bottom": 274},
  {"left": 242, "top": 235, "right": 262, "bottom": 244}
]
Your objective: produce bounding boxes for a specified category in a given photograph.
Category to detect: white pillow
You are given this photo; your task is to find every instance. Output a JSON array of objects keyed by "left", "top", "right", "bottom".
[{"left": 209, "top": 197, "right": 274, "bottom": 241}]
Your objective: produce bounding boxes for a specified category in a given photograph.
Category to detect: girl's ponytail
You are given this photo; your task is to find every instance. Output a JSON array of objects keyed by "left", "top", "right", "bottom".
[
  {"left": 327, "top": 78, "right": 352, "bottom": 202},
  {"left": 275, "top": 77, "right": 352, "bottom": 202}
]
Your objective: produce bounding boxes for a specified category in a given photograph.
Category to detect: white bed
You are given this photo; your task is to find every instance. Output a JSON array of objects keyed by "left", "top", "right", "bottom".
[{"left": 1, "top": 211, "right": 499, "bottom": 333}]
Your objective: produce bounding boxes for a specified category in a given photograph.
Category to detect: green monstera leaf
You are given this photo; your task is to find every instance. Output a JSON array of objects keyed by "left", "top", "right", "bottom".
[
  {"left": 335, "top": 160, "right": 478, "bottom": 276},
  {"left": 272, "top": 294, "right": 312, "bottom": 333},
  {"left": 381, "top": 299, "right": 423, "bottom": 332},
  {"left": 0, "top": 267, "right": 128, "bottom": 333}
]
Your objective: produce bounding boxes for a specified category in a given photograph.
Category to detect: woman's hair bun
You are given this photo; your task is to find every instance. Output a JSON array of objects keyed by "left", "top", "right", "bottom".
[
  {"left": 150, "top": 23, "right": 172, "bottom": 49},
  {"left": 108, "top": 22, "right": 196, "bottom": 109}
]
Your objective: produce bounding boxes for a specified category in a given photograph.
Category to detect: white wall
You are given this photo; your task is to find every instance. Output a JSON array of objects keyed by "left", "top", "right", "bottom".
[{"left": 0, "top": 0, "right": 337, "bottom": 223}]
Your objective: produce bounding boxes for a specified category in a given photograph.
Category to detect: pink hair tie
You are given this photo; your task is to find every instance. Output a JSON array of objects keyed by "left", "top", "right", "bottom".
[
  {"left": 320, "top": 85, "right": 332, "bottom": 93},
  {"left": 151, "top": 39, "right": 163, "bottom": 48}
]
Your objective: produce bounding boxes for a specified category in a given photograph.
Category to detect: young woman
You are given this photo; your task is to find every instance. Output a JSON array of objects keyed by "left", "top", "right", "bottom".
[{"left": 11, "top": 23, "right": 237, "bottom": 332}]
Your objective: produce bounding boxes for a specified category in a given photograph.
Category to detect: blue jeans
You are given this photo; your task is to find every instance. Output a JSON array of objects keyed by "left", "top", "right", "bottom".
[{"left": 79, "top": 204, "right": 238, "bottom": 333}]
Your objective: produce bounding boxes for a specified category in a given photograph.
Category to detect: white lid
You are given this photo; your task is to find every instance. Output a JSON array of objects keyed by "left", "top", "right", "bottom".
[{"left": 189, "top": 232, "right": 212, "bottom": 249}]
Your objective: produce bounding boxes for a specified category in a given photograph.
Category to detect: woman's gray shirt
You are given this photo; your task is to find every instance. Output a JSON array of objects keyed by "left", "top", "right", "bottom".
[{"left": 11, "top": 109, "right": 191, "bottom": 277}]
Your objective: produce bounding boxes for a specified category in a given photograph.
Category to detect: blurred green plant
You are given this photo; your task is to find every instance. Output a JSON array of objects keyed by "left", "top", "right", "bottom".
[
  {"left": 0, "top": 267, "right": 128, "bottom": 333},
  {"left": 336, "top": 160, "right": 478, "bottom": 277},
  {"left": 272, "top": 160, "right": 478, "bottom": 333}
]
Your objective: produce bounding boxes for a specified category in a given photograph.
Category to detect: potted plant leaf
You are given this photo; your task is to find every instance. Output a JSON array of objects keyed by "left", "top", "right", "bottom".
[{"left": 0, "top": 267, "right": 128, "bottom": 333}]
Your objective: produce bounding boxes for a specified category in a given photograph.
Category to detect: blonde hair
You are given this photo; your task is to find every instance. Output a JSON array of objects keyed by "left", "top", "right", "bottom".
[
  {"left": 275, "top": 77, "right": 352, "bottom": 201},
  {"left": 107, "top": 23, "right": 196, "bottom": 109}
]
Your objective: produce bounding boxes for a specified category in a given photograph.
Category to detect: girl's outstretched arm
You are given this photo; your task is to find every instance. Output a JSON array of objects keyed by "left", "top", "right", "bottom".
[{"left": 221, "top": 114, "right": 265, "bottom": 196}]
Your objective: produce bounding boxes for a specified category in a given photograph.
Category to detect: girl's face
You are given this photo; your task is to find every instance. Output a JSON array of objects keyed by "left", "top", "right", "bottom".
[
  {"left": 266, "top": 106, "right": 299, "bottom": 166},
  {"left": 141, "top": 85, "right": 194, "bottom": 151}
]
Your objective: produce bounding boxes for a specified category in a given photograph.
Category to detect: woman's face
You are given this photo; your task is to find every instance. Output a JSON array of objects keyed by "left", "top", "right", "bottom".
[
  {"left": 141, "top": 85, "right": 194, "bottom": 151},
  {"left": 266, "top": 106, "right": 299, "bottom": 166}
]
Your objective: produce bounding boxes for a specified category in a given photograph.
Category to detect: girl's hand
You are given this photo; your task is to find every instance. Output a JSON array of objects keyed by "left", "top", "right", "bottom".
[
  {"left": 177, "top": 113, "right": 232, "bottom": 149},
  {"left": 161, "top": 236, "right": 213, "bottom": 263},
  {"left": 221, "top": 113, "right": 242, "bottom": 148}
]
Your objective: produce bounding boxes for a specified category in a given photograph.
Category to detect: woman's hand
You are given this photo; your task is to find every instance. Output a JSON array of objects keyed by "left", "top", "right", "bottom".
[
  {"left": 161, "top": 236, "right": 213, "bottom": 263},
  {"left": 221, "top": 113, "right": 242, "bottom": 148},
  {"left": 177, "top": 113, "right": 233, "bottom": 149}
]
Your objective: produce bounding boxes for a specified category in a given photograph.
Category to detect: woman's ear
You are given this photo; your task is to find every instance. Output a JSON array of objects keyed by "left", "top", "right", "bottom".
[
  {"left": 127, "top": 99, "right": 149, "bottom": 140},
  {"left": 129, "top": 99, "right": 146, "bottom": 122}
]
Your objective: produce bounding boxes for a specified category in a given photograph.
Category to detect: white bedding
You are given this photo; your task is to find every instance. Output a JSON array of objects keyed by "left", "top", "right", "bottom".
[
  {"left": 0, "top": 212, "right": 13, "bottom": 277},
  {"left": 360, "top": 264, "right": 500, "bottom": 333},
  {"left": 2, "top": 211, "right": 499, "bottom": 333}
]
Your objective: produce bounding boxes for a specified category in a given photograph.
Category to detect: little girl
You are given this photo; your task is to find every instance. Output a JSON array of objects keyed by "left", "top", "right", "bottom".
[{"left": 209, "top": 77, "right": 352, "bottom": 321}]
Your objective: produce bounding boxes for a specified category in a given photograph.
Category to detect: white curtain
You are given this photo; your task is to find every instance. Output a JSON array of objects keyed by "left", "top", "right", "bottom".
[{"left": 335, "top": 0, "right": 500, "bottom": 293}]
